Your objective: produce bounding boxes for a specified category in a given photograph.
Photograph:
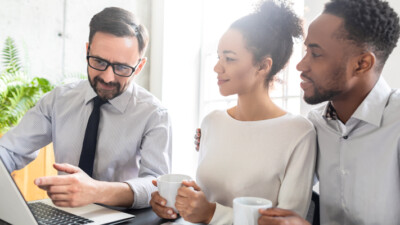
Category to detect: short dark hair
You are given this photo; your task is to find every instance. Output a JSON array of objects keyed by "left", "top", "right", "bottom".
[
  {"left": 324, "top": 0, "right": 400, "bottom": 68},
  {"left": 89, "top": 7, "right": 149, "bottom": 56},
  {"left": 230, "top": 0, "right": 303, "bottom": 86}
]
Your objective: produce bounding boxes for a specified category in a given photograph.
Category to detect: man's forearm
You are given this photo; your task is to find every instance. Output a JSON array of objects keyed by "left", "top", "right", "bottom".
[{"left": 96, "top": 181, "right": 135, "bottom": 207}]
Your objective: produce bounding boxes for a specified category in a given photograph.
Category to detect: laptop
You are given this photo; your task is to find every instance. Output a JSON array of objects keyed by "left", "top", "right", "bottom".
[{"left": 0, "top": 157, "right": 135, "bottom": 225}]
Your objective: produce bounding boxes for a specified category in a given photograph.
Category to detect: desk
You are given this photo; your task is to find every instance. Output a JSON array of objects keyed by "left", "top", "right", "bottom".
[
  {"left": 118, "top": 207, "right": 166, "bottom": 225},
  {"left": 118, "top": 207, "right": 201, "bottom": 225}
]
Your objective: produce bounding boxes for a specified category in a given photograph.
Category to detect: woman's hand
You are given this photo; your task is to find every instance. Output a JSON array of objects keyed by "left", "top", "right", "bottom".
[
  {"left": 175, "top": 180, "right": 215, "bottom": 224},
  {"left": 258, "top": 208, "right": 310, "bottom": 225},
  {"left": 194, "top": 128, "right": 201, "bottom": 151},
  {"left": 149, "top": 180, "right": 178, "bottom": 219}
]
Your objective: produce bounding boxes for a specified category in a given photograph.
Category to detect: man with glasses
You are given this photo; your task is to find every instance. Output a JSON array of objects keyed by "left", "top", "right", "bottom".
[{"left": 0, "top": 7, "right": 172, "bottom": 209}]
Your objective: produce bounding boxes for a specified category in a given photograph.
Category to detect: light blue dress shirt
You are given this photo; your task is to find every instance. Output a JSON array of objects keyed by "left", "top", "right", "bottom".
[
  {"left": 308, "top": 77, "right": 400, "bottom": 225},
  {"left": 0, "top": 80, "right": 172, "bottom": 208}
]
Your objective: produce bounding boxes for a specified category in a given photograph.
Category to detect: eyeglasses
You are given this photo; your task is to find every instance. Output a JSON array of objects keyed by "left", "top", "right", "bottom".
[{"left": 86, "top": 55, "right": 141, "bottom": 77}]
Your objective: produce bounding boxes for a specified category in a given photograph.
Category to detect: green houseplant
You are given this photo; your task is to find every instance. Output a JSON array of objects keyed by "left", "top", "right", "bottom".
[
  {"left": 0, "top": 37, "right": 54, "bottom": 133},
  {"left": 0, "top": 37, "right": 57, "bottom": 202}
]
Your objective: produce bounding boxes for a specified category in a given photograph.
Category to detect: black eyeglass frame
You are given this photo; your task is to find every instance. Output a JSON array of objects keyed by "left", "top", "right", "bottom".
[{"left": 86, "top": 55, "right": 142, "bottom": 77}]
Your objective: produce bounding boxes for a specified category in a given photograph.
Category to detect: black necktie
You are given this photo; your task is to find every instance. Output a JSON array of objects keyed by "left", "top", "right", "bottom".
[{"left": 79, "top": 96, "right": 107, "bottom": 177}]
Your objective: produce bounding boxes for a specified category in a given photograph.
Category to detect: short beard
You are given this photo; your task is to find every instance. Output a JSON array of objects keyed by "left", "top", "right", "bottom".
[
  {"left": 304, "top": 88, "right": 341, "bottom": 105},
  {"left": 303, "top": 60, "right": 347, "bottom": 105},
  {"left": 88, "top": 74, "right": 122, "bottom": 100}
]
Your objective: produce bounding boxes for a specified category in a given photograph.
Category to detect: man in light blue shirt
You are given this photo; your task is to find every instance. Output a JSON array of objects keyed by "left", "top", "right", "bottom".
[
  {"left": 0, "top": 7, "right": 172, "bottom": 209},
  {"left": 259, "top": 0, "right": 400, "bottom": 224}
]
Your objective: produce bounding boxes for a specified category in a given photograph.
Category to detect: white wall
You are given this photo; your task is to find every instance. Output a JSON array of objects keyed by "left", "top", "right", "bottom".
[
  {"left": 383, "top": 1, "right": 400, "bottom": 87},
  {"left": 0, "top": 0, "right": 151, "bottom": 88},
  {"left": 0, "top": 0, "right": 64, "bottom": 81}
]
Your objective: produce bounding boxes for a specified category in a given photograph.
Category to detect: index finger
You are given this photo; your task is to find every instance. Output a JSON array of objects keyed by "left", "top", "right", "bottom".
[{"left": 35, "top": 175, "right": 72, "bottom": 187}]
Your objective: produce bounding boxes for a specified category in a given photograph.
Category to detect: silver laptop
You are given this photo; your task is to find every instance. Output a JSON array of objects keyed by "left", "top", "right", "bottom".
[{"left": 0, "top": 157, "right": 135, "bottom": 225}]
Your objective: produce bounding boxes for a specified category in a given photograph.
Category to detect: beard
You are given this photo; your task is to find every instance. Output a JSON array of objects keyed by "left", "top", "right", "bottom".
[
  {"left": 303, "top": 63, "right": 347, "bottom": 105},
  {"left": 88, "top": 73, "right": 123, "bottom": 100},
  {"left": 304, "top": 87, "right": 342, "bottom": 105}
]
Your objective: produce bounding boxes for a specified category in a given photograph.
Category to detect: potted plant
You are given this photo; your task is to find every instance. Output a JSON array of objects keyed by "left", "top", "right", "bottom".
[
  {"left": 0, "top": 37, "right": 56, "bottom": 201},
  {"left": 0, "top": 37, "right": 53, "bottom": 133}
]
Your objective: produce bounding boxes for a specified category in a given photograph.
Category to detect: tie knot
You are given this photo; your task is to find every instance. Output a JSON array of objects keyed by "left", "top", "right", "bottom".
[{"left": 93, "top": 96, "right": 107, "bottom": 108}]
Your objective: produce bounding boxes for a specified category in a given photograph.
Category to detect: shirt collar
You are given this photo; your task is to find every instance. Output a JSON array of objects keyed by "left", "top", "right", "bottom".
[
  {"left": 84, "top": 81, "right": 97, "bottom": 104},
  {"left": 351, "top": 77, "right": 391, "bottom": 127},
  {"left": 84, "top": 80, "right": 136, "bottom": 113},
  {"left": 322, "top": 77, "right": 392, "bottom": 127}
]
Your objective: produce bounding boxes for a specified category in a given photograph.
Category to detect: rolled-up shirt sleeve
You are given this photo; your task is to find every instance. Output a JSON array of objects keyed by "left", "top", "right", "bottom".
[
  {"left": 0, "top": 92, "right": 53, "bottom": 172},
  {"left": 127, "top": 108, "right": 172, "bottom": 208}
]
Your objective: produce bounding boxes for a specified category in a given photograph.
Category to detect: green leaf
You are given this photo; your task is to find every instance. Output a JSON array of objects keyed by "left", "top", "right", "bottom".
[
  {"left": 0, "top": 38, "right": 54, "bottom": 133},
  {"left": 1, "top": 37, "right": 21, "bottom": 75}
]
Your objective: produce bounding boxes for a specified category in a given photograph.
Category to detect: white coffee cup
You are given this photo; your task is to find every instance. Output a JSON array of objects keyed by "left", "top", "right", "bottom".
[
  {"left": 233, "top": 197, "right": 272, "bottom": 225},
  {"left": 157, "top": 174, "right": 192, "bottom": 212}
]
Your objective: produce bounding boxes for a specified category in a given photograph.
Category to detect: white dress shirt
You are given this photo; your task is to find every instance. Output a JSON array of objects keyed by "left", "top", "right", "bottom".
[
  {"left": 197, "top": 110, "right": 316, "bottom": 224},
  {"left": 308, "top": 77, "right": 400, "bottom": 225},
  {"left": 0, "top": 80, "right": 172, "bottom": 208}
]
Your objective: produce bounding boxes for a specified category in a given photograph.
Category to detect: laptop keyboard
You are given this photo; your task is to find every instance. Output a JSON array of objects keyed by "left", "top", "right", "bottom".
[{"left": 28, "top": 202, "right": 94, "bottom": 225}]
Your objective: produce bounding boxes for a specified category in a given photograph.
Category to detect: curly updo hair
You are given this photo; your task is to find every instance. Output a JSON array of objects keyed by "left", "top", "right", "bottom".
[
  {"left": 324, "top": 0, "right": 400, "bottom": 68},
  {"left": 230, "top": 0, "right": 303, "bottom": 87}
]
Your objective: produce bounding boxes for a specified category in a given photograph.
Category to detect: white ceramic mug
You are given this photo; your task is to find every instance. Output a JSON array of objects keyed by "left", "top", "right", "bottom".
[
  {"left": 233, "top": 197, "right": 272, "bottom": 225},
  {"left": 157, "top": 174, "right": 192, "bottom": 212}
]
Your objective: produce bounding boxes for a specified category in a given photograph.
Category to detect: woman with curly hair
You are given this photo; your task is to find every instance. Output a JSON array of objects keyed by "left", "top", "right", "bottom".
[{"left": 151, "top": 1, "right": 317, "bottom": 224}]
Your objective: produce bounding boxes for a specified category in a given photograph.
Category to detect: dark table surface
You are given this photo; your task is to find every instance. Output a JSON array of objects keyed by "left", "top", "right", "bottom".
[
  {"left": 116, "top": 207, "right": 198, "bottom": 225},
  {"left": 117, "top": 207, "right": 168, "bottom": 225}
]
